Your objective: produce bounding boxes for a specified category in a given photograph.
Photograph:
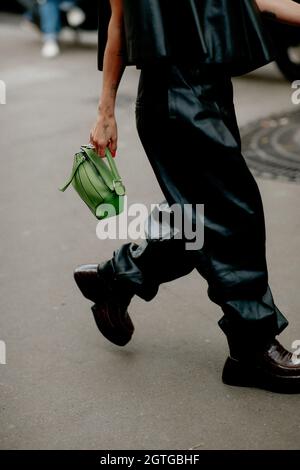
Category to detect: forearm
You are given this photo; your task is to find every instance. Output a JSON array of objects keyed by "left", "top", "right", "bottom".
[
  {"left": 256, "top": 0, "right": 300, "bottom": 25},
  {"left": 99, "top": 14, "right": 126, "bottom": 116}
]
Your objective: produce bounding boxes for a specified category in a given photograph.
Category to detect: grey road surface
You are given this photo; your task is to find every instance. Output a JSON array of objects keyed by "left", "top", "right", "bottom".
[{"left": 1, "top": 14, "right": 300, "bottom": 450}]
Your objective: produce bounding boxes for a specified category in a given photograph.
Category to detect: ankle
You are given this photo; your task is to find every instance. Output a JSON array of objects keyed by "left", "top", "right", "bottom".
[
  {"left": 227, "top": 336, "right": 275, "bottom": 361},
  {"left": 98, "top": 260, "right": 135, "bottom": 303}
]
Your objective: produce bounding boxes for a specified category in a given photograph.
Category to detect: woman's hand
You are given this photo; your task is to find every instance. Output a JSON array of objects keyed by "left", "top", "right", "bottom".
[{"left": 90, "top": 112, "right": 118, "bottom": 158}]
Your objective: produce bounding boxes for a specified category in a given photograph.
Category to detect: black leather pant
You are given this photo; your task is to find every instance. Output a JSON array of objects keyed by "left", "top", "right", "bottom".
[{"left": 110, "top": 63, "right": 288, "bottom": 348}]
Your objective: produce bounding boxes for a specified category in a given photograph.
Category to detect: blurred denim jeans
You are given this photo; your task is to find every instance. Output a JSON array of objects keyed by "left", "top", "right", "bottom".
[{"left": 38, "top": 0, "right": 75, "bottom": 40}]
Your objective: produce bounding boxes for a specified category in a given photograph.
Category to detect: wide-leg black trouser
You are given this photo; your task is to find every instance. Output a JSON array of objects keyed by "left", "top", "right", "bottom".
[{"left": 111, "top": 63, "right": 288, "bottom": 348}]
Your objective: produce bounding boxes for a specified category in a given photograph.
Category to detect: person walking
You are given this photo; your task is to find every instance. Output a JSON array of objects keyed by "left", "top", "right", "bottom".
[
  {"left": 38, "top": 0, "right": 85, "bottom": 58},
  {"left": 74, "top": 0, "right": 300, "bottom": 393}
]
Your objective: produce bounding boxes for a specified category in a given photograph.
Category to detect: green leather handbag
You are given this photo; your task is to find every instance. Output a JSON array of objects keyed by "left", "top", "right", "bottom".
[{"left": 60, "top": 145, "right": 126, "bottom": 220}]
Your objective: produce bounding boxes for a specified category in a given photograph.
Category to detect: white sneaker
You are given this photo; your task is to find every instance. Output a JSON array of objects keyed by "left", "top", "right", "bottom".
[
  {"left": 66, "top": 7, "right": 86, "bottom": 28},
  {"left": 41, "top": 40, "right": 60, "bottom": 59}
]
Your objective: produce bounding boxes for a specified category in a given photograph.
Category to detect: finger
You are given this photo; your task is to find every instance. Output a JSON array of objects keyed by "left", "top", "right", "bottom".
[
  {"left": 108, "top": 139, "right": 117, "bottom": 157},
  {"left": 92, "top": 140, "right": 99, "bottom": 155},
  {"left": 108, "top": 144, "right": 116, "bottom": 157},
  {"left": 98, "top": 141, "right": 107, "bottom": 158},
  {"left": 89, "top": 132, "right": 94, "bottom": 146},
  {"left": 90, "top": 127, "right": 97, "bottom": 144}
]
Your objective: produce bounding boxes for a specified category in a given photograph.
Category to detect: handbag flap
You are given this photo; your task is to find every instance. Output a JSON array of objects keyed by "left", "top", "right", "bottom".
[{"left": 81, "top": 146, "right": 115, "bottom": 191}]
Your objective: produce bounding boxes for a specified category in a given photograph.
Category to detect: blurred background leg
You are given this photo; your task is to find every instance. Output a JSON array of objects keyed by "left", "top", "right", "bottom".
[{"left": 38, "top": 0, "right": 61, "bottom": 57}]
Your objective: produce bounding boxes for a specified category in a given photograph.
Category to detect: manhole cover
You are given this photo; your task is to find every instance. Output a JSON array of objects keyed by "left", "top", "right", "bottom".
[{"left": 241, "top": 109, "right": 300, "bottom": 183}]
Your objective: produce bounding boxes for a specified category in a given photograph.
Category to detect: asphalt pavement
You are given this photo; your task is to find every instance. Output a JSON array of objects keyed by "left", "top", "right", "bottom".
[{"left": 1, "top": 14, "right": 300, "bottom": 450}]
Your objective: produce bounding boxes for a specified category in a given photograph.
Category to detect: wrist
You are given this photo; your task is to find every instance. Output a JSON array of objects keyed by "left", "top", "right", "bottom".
[{"left": 98, "top": 100, "right": 115, "bottom": 117}]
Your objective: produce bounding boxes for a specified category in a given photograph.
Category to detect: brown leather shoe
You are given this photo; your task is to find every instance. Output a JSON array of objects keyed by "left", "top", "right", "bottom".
[
  {"left": 74, "top": 262, "right": 134, "bottom": 347},
  {"left": 222, "top": 340, "right": 300, "bottom": 393}
]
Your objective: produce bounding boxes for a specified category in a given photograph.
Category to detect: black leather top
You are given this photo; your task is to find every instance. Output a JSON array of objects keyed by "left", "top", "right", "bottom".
[{"left": 97, "top": 0, "right": 275, "bottom": 76}]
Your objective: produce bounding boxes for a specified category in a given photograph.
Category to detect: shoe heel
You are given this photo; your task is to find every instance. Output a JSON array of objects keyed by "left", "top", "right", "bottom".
[{"left": 222, "top": 356, "right": 255, "bottom": 388}]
